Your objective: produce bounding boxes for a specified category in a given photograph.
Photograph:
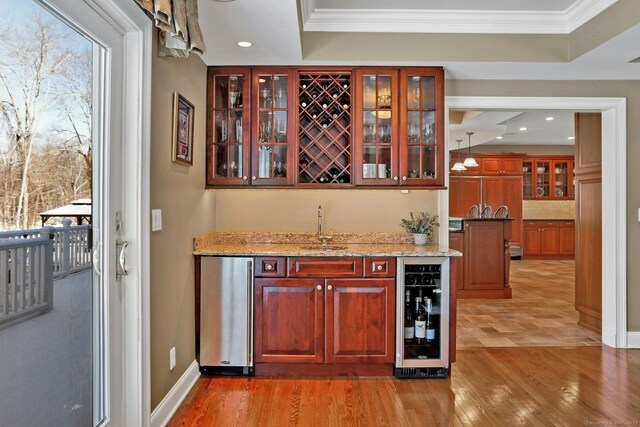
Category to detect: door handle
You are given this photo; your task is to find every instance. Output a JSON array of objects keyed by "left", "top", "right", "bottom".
[
  {"left": 92, "top": 240, "right": 102, "bottom": 277},
  {"left": 116, "top": 240, "right": 128, "bottom": 279}
]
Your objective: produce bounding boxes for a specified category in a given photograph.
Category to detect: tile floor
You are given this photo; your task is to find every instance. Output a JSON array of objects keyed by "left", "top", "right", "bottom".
[{"left": 456, "top": 259, "right": 602, "bottom": 348}]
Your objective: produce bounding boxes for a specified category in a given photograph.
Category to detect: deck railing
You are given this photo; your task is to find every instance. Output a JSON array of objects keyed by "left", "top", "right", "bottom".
[{"left": 0, "top": 219, "right": 91, "bottom": 330}]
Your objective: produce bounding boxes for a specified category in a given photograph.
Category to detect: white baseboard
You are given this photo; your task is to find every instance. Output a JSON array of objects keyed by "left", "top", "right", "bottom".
[
  {"left": 626, "top": 332, "right": 640, "bottom": 348},
  {"left": 150, "top": 360, "right": 200, "bottom": 427}
]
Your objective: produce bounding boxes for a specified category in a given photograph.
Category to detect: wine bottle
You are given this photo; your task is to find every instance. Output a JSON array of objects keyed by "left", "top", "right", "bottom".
[
  {"left": 404, "top": 290, "right": 414, "bottom": 341},
  {"left": 329, "top": 167, "right": 340, "bottom": 180},
  {"left": 318, "top": 173, "right": 331, "bottom": 183},
  {"left": 337, "top": 174, "right": 348, "bottom": 184},
  {"left": 424, "top": 297, "right": 435, "bottom": 342},
  {"left": 414, "top": 297, "right": 426, "bottom": 342},
  {"left": 299, "top": 156, "right": 310, "bottom": 169}
]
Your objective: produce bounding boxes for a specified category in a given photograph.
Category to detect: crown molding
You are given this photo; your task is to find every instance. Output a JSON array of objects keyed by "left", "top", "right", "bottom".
[{"left": 301, "top": 0, "right": 618, "bottom": 34}]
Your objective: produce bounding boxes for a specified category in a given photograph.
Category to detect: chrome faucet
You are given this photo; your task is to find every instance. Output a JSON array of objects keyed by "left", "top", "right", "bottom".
[{"left": 317, "top": 205, "right": 333, "bottom": 245}]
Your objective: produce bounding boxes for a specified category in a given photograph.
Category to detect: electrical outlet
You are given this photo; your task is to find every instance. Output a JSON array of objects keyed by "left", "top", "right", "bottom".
[
  {"left": 152, "top": 209, "right": 162, "bottom": 231},
  {"left": 169, "top": 347, "right": 176, "bottom": 371}
]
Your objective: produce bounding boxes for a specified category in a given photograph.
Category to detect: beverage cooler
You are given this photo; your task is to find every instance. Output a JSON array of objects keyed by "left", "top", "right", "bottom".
[{"left": 395, "top": 257, "right": 450, "bottom": 378}]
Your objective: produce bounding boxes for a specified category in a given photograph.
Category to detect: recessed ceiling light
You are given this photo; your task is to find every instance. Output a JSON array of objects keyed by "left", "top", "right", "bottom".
[
  {"left": 519, "top": 127, "right": 527, "bottom": 131},
  {"left": 496, "top": 136, "right": 503, "bottom": 140},
  {"left": 546, "top": 116, "right": 555, "bottom": 121},
  {"left": 568, "top": 136, "right": 575, "bottom": 140},
  {"left": 237, "top": 41, "right": 252, "bottom": 48}
]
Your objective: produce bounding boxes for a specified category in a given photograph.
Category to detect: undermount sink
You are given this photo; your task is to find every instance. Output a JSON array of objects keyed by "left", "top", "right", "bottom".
[{"left": 300, "top": 245, "right": 348, "bottom": 251}]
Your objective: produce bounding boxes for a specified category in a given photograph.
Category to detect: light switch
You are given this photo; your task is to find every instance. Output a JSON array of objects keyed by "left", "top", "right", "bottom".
[{"left": 152, "top": 209, "right": 162, "bottom": 231}]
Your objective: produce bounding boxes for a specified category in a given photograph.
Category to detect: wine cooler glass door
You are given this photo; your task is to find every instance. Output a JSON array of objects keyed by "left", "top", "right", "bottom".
[{"left": 396, "top": 257, "right": 449, "bottom": 369}]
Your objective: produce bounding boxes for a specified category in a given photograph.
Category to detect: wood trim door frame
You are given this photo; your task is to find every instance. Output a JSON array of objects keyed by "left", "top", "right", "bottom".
[{"left": 442, "top": 96, "right": 627, "bottom": 349}]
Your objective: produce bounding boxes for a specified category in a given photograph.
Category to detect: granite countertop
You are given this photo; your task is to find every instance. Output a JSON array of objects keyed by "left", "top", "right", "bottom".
[
  {"left": 194, "top": 232, "right": 461, "bottom": 257},
  {"left": 523, "top": 218, "right": 575, "bottom": 221}
]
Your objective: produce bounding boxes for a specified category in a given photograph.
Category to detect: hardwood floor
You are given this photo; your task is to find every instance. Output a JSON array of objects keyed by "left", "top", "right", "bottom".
[
  {"left": 457, "top": 259, "right": 601, "bottom": 348},
  {"left": 168, "top": 346, "right": 640, "bottom": 426}
]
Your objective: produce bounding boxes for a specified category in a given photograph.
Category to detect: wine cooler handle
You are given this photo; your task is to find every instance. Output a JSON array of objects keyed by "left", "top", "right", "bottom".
[
  {"left": 327, "top": 285, "right": 333, "bottom": 290},
  {"left": 316, "top": 285, "right": 322, "bottom": 291},
  {"left": 247, "top": 260, "right": 253, "bottom": 367}
]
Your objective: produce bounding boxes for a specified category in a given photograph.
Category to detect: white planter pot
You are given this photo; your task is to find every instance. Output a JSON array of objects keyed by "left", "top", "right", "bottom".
[{"left": 413, "top": 233, "right": 428, "bottom": 246}]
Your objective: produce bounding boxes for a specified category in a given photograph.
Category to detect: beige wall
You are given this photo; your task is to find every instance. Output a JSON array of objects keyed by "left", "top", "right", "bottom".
[
  {"left": 149, "top": 34, "right": 213, "bottom": 410},
  {"left": 214, "top": 189, "right": 440, "bottom": 240},
  {"left": 445, "top": 79, "right": 640, "bottom": 330}
]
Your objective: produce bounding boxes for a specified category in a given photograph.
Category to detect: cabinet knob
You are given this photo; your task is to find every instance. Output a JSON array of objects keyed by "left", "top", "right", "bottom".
[
  {"left": 393, "top": 176, "right": 398, "bottom": 181},
  {"left": 252, "top": 176, "right": 257, "bottom": 180},
  {"left": 242, "top": 175, "right": 248, "bottom": 180},
  {"left": 316, "top": 285, "right": 322, "bottom": 291},
  {"left": 265, "top": 264, "right": 273, "bottom": 270},
  {"left": 327, "top": 285, "right": 333, "bottom": 291},
  {"left": 376, "top": 264, "right": 383, "bottom": 271},
  {"left": 402, "top": 176, "right": 407, "bottom": 181}
]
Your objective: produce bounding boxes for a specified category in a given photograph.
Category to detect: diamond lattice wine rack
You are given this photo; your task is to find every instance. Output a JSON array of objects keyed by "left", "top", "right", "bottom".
[{"left": 298, "top": 73, "right": 352, "bottom": 185}]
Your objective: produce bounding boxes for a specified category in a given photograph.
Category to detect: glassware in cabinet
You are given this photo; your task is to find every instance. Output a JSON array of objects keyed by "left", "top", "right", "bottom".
[
  {"left": 206, "top": 69, "right": 251, "bottom": 186},
  {"left": 399, "top": 68, "right": 444, "bottom": 186},
  {"left": 354, "top": 69, "right": 398, "bottom": 185},
  {"left": 251, "top": 69, "right": 295, "bottom": 186}
]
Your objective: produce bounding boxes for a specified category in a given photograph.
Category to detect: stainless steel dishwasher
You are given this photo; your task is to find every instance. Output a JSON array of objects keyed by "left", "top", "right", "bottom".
[{"left": 199, "top": 257, "right": 254, "bottom": 375}]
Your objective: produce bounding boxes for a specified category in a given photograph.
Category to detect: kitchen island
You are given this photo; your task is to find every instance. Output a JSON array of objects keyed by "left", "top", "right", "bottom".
[{"left": 194, "top": 232, "right": 460, "bottom": 377}]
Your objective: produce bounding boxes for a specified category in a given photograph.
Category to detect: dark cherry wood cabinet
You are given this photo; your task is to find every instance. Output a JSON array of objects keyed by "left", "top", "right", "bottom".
[
  {"left": 206, "top": 68, "right": 252, "bottom": 186},
  {"left": 480, "top": 156, "right": 523, "bottom": 176},
  {"left": 482, "top": 176, "right": 523, "bottom": 247},
  {"left": 207, "top": 66, "right": 444, "bottom": 189},
  {"left": 254, "top": 257, "right": 396, "bottom": 373},
  {"left": 325, "top": 279, "right": 395, "bottom": 364},
  {"left": 254, "top": 278, "right": 324, "bottom": 364},
  {"left": 522, "top": 220, "right": 575, "bottom": 259},
  {"left": 449, "top": 177, "right": 481, "bottom": 218}
]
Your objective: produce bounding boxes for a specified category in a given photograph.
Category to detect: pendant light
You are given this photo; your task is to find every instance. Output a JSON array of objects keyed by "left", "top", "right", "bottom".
[
  {"left": 451, "top": 139, "right": 467, "bottom": 171},
  {"left": 463, "top": 131, "right": 479, "bottom": 167}
]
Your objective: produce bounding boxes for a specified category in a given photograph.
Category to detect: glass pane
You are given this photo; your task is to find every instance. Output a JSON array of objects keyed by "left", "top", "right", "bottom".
[
  {"left": 229, "top": 75, "right": 243, "bottom": 109},
  {"left": 229, "top": 110, "right": 242, "bottom": 143},
  {"left": 421, "top": 147, "right": 436, "bottom": 179},
  {"left": 407, "top": 76, "right": 420, "bottom": 110},
  {"left": 273, "top": 145, "right": 287, "bottom": 177},
  {"left": 215, "top": 111, "right": 228, "bottom": 143},
  {"left": 377, "top": 146, "right": 391, "bottom": 178},
  {"left": 554, "top": 161, "right": 568, "bottom": 197},
  {"left": 215, "top": 75, "right": 228, "bottom": 110},
  {"left": 408, "top": 146, "right": 420, "bottom": 178},
  {"left": 214, "top": 145, "right": 228, "bottom": 178},
  {"left": 421, "top": 76, "right": 435, "bottom": 110},
  {"left": 363, "top": 145, "right": 377, "bottom": 166},
  {"left": 258, "top": 111, "right": 272, "bottom": 142},
  {"left": 274, "top": 111, "right": 287, "bottom": 142},
  {"left": 362, "top": 75, "right": 376, "bottom": 109},
  {"left": 536, "top": 161, "right": 550, "bottom": 196},
  {"left": 377, "top": 75, "right": 391, "bottom": 109},
  {"left": 422, "top": 111, "right": 435, "bottom": 144},
  {"left": 274, "top": 75, "right": 287, "bottom": 109},
  {"left": 363, "top": 112, "right": 376, "bottom": 144},
  {"left": 258, "top": 75, "right": 273, "bottom": 109},
  {"left": 523, "top": 161, "right": 533, "bottom": 197},
  {"left": 257, "top": 145, "right": 272, "bottom": 178},
  {"left": 378, "top": 116, "right": 392, "bottom": 144},
  {"left": 407, "top": 112, "right": 420, "bottom": 144},
  {"left": 228, "top": 145, "right": 242, "bottom": 177}
]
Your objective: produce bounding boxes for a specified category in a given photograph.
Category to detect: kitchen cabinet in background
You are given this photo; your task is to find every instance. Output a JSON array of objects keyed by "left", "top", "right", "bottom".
[{"left": 522, "top": 220, "right": 575, "bottom": 259}]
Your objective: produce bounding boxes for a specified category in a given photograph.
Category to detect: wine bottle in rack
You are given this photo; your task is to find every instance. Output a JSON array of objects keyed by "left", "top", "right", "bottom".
[
  {"left": 404, "top": 290, "right": 414, "bottom": 342},
  {"left": 300, "top": 96, "right": 310, "bottom": 108},
  {"left": 424, "top": 297, "right": 435, "bottom": 342},
  {"left": 337, "top": 174, "right": 348, "bottom": 184},
  {"left": 318, "top": 173, "right": 331, "bottom": 183},
  {"left": 299, "top": 156, "right": 310, "bottom": 170},
  {"left": 414, "top": 297, "right": 426, "bottom": 343},
  {"left": 320, "top": 118, "right": 331, "bottom": 129},
  {"left": 329, "top": 167, "right": 340, "bottom": 180}
]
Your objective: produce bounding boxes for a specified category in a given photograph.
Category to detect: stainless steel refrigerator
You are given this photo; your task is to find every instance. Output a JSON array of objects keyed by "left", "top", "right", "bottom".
[{"left": 199, "top": 257, "right": 254, "bottom": 375}]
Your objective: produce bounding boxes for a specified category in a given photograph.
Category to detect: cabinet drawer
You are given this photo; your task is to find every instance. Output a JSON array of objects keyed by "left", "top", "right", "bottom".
[
  {"left": 289, "top": 257, "right": 363, "bottom": 278},
  {"left": 363, "top": 257, "right": 396, "bottom": 278},
  {"left": 255, "top": 257, "right": 286, "bottom": 277}
]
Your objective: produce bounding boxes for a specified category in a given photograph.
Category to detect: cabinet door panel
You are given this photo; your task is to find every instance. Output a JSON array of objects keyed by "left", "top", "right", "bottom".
[
  {"left": 501, "top": 158, "right": 523, "bottom": 175},
  {"left": 325, "top": 279, "right": 395, "bottom": 364},
  {"left": 480, "top": 158, "right": 502, "bottom": 175},
  {"left": 523, "top": 227, "right": 541, "bottom": 255},
  {"left": 254, "top": 279, "right": 324, "bottom": 363},
  {"left": 559, "top": 227, "right": 575, "bottom": 255},
  {"left": 481, "top": 177, "right": 502, "bottom": 211},
  {"left": 540, "top": 228, "right": 559, "bottom": 254},
  {"left": 501, "top": 177, "right": 523, "bottom": 247},
  {"left": 463, "top": 221, "right": 505, "bottom": 290},
  {"left": 449, "top": 177, "right": 481, "bottom": 217}
]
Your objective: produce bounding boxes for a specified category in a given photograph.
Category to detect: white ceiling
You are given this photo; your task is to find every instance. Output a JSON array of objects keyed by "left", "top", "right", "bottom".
[
  {"left": 198, "top": 0, "right": 640, "bottom": 80},
  {"left": 449, "top": 110, "right": 576, "bottom": 148}
]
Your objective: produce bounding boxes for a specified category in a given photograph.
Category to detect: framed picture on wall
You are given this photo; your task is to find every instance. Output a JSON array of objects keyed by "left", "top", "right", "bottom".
[{"left": 172, "top": 92, "right": 195, "bottom": 165}]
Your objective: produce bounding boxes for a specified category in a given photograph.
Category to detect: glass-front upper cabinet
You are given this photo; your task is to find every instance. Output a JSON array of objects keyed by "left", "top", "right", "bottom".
[
  {"left": 399, "top": 68, "right": 444, "bottom": 187},
  {"left": 523, "top": 157, "right": 574, "bottom": 199},
  {"left": 251, "top": 69, "right": 295, "bottom": 186},
  {"left": 354, "top": 69, "right": 398, "bottom": 186},
  {"left": 206, "top": 68, "right": 251, "bottom": 186}
]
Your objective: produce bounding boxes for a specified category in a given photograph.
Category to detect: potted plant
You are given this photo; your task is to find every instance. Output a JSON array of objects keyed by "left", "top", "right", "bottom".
[{"left": 400, "top": 211, "right": 439, "bottom": 246}]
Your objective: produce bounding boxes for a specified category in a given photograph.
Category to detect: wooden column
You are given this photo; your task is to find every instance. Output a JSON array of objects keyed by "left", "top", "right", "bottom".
[{"left": 574, "top": 112, "right": 602, "bottom": 333}]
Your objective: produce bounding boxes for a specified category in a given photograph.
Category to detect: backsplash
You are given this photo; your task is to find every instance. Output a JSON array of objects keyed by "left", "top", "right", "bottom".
[{"left": 523, "top": 200, "right": 575, "bottom": 219}]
